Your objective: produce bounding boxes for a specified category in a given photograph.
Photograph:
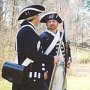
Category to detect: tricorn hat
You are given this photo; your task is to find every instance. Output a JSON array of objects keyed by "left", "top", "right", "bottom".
[
  {"left": 18, "top": 5, "right": 45, "bottom": 20},
  {"left": 40, "top": 12, "right": 62, "bottom": 23}
]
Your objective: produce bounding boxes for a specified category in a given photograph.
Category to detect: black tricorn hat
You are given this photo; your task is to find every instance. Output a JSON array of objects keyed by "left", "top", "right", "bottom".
[
  {"left": 18, "top": 5, "right": 45, "bottom": 20},
  {"left": 40, "top": 12, "right": 62, "bottom": 23}
]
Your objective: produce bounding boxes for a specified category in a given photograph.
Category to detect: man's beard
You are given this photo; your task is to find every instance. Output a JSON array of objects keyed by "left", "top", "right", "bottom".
[{"left": 49, "top": 25, "right": 57, "bottom": 30}]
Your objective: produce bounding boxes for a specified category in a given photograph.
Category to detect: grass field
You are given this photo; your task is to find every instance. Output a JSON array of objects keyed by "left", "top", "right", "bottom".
[
  {"left": 0, "top": 47, "right": 90, "bottom": 90},
  {"left": 67, "top": 76, "right": 90, "bottom": 90},
  {"left": 71, "top": 47, "right": 90, "bottom": 62},
  {"left": 0, "top": 76, "right": 90, "bottom": 90},
  {"left": 0, "top": 80, "right": 12, "bottom": 90}
]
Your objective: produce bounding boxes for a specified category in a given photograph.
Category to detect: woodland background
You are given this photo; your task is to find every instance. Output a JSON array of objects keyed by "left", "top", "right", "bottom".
[{"left": 0, "top": 0, "right": 90, "bottom": 90}]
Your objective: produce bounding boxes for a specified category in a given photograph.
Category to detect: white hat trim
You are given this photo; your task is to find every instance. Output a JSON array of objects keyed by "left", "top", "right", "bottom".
[
  {"left": 40, "top": 12, "right": 57, "bottom": 20},
  {"left": 20, "top": 8, "right": 43, "bottom": 16},
  {"left": 40, "top": 11, "right": 63, "bottom": 21}
]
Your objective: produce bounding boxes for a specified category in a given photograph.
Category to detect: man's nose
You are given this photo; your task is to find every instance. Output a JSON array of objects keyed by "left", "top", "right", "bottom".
[{"left": 50, "top": 22, "right": 54, "bottom": 25}]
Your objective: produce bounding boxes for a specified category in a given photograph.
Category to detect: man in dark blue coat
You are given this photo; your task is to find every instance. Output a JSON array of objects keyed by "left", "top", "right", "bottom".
[
  {"left": 40, "top": 12, "right": 72, "bottom": 90},
  {"left": 12, "top": 5, "right": 60, "bottom": 90}
]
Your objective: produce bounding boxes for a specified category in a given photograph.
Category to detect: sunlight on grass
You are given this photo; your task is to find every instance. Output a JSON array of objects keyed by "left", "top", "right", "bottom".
[
  {"left": 72, "top": 47, "right": 90, "bottom": 61},
  {"left": 67, "top": 76, "right": 90, "bottom": 90},
  {"left": 0, "top": 80, "right": 12, "bottom": 90}
]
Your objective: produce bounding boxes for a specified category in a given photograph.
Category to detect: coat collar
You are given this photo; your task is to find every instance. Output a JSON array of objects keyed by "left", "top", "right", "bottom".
[
  {"left": 45, "top": 29, "right": 58, "bottom": 37},
  {"left": 20, "top": 20, "right": 36, "bottom": 31},
  {"left": 28, "top": 21, "right": 36, "bottom": 30}
]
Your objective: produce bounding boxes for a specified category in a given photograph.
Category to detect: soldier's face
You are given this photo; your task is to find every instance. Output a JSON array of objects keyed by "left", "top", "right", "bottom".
[{"left": 46, "top": 20, "right": 59, "bottom": 30}]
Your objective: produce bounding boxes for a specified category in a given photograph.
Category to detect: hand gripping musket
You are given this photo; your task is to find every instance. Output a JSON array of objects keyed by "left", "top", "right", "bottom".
[{"left": 49, "top": 30, "right": 64, "bottom": 90}]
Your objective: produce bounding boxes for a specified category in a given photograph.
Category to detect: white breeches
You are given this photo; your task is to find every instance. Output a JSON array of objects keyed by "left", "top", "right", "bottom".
[{"left": 51, "top": 62, "right": 65, "bottom": 90}]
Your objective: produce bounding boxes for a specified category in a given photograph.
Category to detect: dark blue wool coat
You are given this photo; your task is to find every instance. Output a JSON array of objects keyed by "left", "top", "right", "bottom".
[{"left": 12, "top": 20, "right": 54, "bottom": 90}]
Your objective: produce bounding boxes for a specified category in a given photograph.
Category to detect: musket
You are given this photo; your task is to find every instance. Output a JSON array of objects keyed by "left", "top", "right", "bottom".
[
  {"left": 62, "top": 21, "right": 68, "bottom": 90},
  {"left": 61, "top": 0, "right": 69, "bottom": 89},
  {"left": 49, "top": 30, "right": 64, "bottom": 90}
]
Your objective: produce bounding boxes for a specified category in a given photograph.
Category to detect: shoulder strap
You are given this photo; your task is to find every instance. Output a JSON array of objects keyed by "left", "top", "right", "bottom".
[
  {"left": 44, "top": 31, "right": 63, "bottom": 55},
  {"left": 15, "top": 25, "right": 35, "bottom": 66}
]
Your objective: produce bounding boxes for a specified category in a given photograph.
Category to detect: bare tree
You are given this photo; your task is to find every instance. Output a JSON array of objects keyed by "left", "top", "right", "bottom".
[{"left": 0, "top": 0, "right": 3, "bottom": 30}]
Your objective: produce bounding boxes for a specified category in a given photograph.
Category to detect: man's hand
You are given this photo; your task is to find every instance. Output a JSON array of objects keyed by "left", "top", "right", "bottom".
[
  {"left": 67, "top": 59, "right": 72, "bottom": 68},
  {"left": 44, "top": 71, "right": 48, "bottom": 80},
  {"left": 54, "top": 56, "right": 60, "bottom": 64}
]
